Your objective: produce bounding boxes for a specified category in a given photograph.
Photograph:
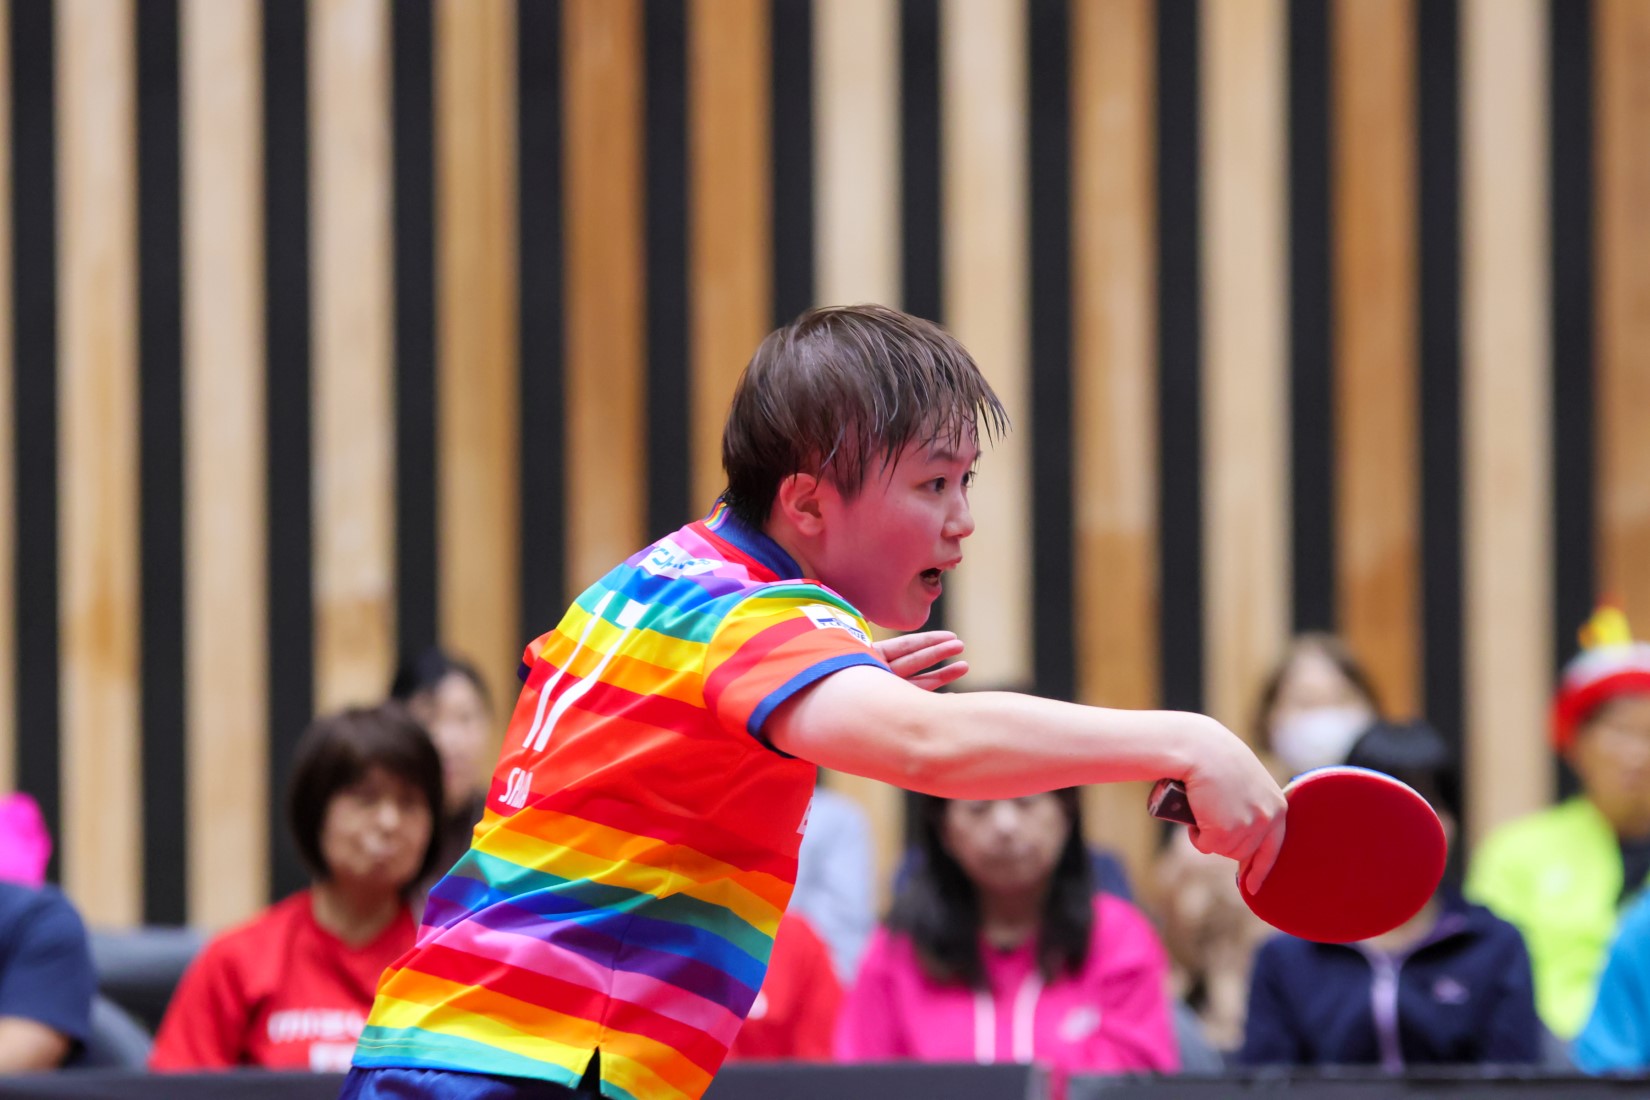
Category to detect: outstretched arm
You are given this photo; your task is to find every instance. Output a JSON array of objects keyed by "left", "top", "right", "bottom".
[{"left": 766, "top": 664, "right": 1286, "bottom": 890}]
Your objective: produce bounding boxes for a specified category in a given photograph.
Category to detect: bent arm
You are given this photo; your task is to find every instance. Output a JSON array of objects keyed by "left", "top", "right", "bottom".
[
  {"left": 0, "top": 1017, "right": 71, "bottom": 1073},
  {"left": 767, "top": 665, "right": 1203, "bottom": 796},
  {"left": 766, "top": 665, "right": 1286, "bottom": 886}
]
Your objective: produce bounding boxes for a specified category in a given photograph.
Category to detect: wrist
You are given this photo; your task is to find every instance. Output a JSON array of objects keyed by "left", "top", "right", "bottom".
[{"left": 1155, "top": 711, "right": 1214, "bottom": 779}]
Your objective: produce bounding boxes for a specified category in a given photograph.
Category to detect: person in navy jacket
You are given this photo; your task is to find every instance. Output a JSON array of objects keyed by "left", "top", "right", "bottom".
[{"left": 1239, "top": 720, "right": 1544, "bottom": 1069}]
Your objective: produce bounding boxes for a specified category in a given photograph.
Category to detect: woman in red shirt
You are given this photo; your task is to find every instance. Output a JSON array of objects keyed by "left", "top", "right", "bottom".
[{"left": 151, "top": 704, "right": 442, "bottom": 1072}]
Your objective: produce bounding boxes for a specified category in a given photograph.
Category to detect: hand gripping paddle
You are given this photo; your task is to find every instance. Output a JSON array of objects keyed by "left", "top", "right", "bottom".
[{"left": 1149, "top": 766, "right": 1448, "bottom": 943}]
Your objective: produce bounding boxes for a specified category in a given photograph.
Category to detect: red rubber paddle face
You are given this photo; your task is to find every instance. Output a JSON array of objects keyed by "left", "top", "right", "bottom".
[{"left": 1238, "top": 766, "right": 1448, "bottom": 944}]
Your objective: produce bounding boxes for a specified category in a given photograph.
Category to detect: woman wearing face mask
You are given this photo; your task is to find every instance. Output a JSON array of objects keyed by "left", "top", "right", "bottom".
[
  {"left": 151, "top": 705, "right": 442, "bottom": 1072},
  {"left": 1153, "top": 634, "right": 1383, "bottom": 1051},
  {"left": 835, "top": 790, "right": 1178, "bottom": 1093}
]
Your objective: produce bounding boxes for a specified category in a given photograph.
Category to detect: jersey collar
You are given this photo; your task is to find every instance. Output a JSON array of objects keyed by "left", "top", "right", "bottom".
[{"left": 702, "top": 499, "right": 804, "bottom": 581}]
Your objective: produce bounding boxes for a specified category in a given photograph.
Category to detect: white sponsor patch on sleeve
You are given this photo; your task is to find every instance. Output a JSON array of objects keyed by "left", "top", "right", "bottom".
[{"left": 802, "top": 603, "right": 871, "bottom": 645}]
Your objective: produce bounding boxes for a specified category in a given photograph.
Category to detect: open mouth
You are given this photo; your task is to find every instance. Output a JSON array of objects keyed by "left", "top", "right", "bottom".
[{"left": 921, "top": 561, "right": 958, "bottom": 592}]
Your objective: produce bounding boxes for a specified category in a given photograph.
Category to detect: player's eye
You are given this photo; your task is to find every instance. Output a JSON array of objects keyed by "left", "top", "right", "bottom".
[
  {"left": 929, "top": 477, "right": 946, "bottom": 493},
  {"left": 962, "top": 470, "right": 976, "bottom": 489}
]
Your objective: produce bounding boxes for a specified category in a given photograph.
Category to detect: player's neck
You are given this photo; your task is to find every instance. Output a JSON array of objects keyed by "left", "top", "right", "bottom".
[
  {"left": 761, "top": 518, "right": 821, "bottom": 580},
  {"left": 310, "top": 879, "right": 405, "bottom": 948}
]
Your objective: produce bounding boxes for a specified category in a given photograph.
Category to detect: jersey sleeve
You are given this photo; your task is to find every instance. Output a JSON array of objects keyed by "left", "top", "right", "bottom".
[
  {"left": 0, "top": 888, "right": 95, "bottom": 1048},
  {"left": 703, "top": 584, "right": 889, "bottom": 747}
]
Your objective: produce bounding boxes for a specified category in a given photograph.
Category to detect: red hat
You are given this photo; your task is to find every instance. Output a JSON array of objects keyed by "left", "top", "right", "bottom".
[{"left": 1552, "top": 606, "right": 1650, "bottom": 751}]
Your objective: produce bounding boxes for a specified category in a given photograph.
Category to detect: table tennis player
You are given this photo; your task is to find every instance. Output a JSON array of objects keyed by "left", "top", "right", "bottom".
[
  {"left": 1239, "top": 719, "right": 1542, "bottom": 1070},
  {"left": 342, "top": 306, "right": 1285, "bottom": 1100}
]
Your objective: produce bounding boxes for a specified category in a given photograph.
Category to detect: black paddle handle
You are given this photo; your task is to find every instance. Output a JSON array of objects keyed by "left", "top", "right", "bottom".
[{"left": 1148, "top": 778, "right": 1198, "bottom": 826}]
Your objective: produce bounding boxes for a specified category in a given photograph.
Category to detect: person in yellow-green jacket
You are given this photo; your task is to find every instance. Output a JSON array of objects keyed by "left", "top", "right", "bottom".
[{"left": 1467, "top": 606, "right": 1650, "bottom": 1042}]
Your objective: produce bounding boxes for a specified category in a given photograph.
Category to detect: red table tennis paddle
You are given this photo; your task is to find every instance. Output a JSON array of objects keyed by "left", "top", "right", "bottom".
[{"left": 1148, "top": 766, "right": 1447, "bottom": 943}]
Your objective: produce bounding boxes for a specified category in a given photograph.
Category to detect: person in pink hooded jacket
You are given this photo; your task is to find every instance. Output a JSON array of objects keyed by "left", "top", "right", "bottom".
[{"left": 835, "top": 788, "right": 1178, "bottom": 1088}]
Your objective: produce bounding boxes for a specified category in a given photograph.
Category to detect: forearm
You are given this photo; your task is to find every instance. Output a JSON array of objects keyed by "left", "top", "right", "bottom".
[
  {"left": 777, "top": 675, "right": 1207, "bottom": 799},
  {"left": 900, "top": 691, "right": 1211, "bottom": 798}
]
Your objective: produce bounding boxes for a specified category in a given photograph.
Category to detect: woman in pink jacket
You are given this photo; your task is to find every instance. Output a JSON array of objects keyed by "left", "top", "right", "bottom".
[{"left": 835, "top": 788, "right": 1178, "bottom": 1090}]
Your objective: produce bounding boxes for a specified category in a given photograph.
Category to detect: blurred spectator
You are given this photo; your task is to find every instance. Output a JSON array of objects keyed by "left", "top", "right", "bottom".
[
  {"left": 1240, "top": 720, "right": 1542, "bottom": 1069},
  {"left": 390, "top": 648, "right": 495, "bottom": 900},
  {"left": 1468, "top": 606, "right": 1650, "bottom": 1040},
  {"left": 836, "top": 789, "right": 1177, "bottom": 1089},
  {"left": 151, "top": 705, "right": 441, "bottom": 1072},
  {"left": 1575, "top": 887, "right": 1650, "bottom": 1073},
  {"left": 791, "top": 779, "right": 876, "bottom": 982},
  {"left": 726, "top": 911, "right": 842, "bottom": 1061},
  {"left": 1155, "top": 633, "right": 1382, "bottom": 1049},
  {"left": 0, "top": 881, "right": 96, "bottom": 1071},
  {"left": 0, "top": 791, "right": 50, "bottom": 887}
]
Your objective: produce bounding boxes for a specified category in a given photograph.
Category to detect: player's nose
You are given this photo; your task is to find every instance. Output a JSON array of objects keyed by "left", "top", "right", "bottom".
[{"left": 946, "top": 496, "right": 975, "bottom": 540}]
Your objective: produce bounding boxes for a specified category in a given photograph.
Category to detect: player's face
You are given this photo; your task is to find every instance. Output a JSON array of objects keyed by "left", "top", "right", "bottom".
[
  {"left": 409, "top": 673, "right": 493, "bottom": 815},
  {"left": 942, "top": 793, "right": 1070, "bottom": 899},
  {"left": 319, "top": 764, "right": 432, "bottom": 895},
  {"left": 1569, "top": 694, "right": 1650, "bottom": 831},
  {"left": 813, "top": 434, "right": 978, "bottom": 631}
]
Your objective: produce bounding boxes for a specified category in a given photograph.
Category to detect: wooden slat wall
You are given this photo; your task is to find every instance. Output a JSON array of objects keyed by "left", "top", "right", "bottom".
[
  {"left": 1333, "top": 0, "right": 1419, "bottom": 718},
  {"left": 436, "top": 0, "right": 520, "bottom": 723},
  {"left": 4, "top": 0, "right": 1642, "bottom": 929},
  {"left": 942, "top": 0, "right": 1031, "bottom": 689},
  {"left": 58, "top": 0, "right": 141, "bottom": 925},
  {"left": 310, "top": 0, "right": 395, "bottom": 713},
  {"left": 1072, "top": 0, "right": 1158, "bottom": 887},
  {"left": 182, "top": 0, "right": 268, "bottom": 930},
  {"left": 0, "top": 0, "right": 12, "bottom": 798},
  {"left": 812, "top": 0, "right": 905, "bottom": 902},
  {"left": 1200, "top": 0, "right": 1290, "bottom": 734},
  {"left": 689, "top": 0, "right": 770, "bottom": 512},
  {"left": 563, "top": 0, "right": 644, "bottom": 592},
  {"left": 1597, "top": 0, "right": 1650, "bottom": 635},
  {"left": 813, "top": 0, "right": 899, "bottom": 308},
  {"left": 1462, "top": 0, "right": 1551, "bottom": 844}
]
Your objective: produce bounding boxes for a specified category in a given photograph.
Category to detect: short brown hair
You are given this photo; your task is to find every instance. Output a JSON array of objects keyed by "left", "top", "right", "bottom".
[
  {"left": 287, "top": 703, "right": 444, "bottom": 891},
  {"left": 720, "top": 305, "right": 1008, "bottom": 526}
]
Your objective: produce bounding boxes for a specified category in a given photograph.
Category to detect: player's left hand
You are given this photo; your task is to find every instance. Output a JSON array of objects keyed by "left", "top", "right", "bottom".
[{"left": 875, "top": 630, "right": 969, "bottom": 692}]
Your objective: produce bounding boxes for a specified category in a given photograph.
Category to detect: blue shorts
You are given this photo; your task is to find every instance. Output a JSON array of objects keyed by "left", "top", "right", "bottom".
[{"left": 340, "top": 1065, "right": 601, "bottom": 1100}]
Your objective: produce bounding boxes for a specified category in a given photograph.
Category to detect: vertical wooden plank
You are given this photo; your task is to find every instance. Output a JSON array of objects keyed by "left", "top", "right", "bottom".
[
  {"left": 1073, "top": 0, "right": 1158, "bottom": 888},
  {"left": 1462, "top": 0, "right": 1550, "bottom": 842},
  {"left": 689, "top": 0, "right": 770, "bottom": 512},
  {"left": 810, "top": 0, "right": 904, "bottom": 899},
  {"left": 0, "top": 0, "right": 13, "bottom": 797},
  {"left": 57, "top": 0, "right": 140, "bottom": 924},
  {"left": 1333, "top": 0, "right": 1419, "bottom": 715},
  {"left": 564, "top": 0, "right": 644, "bottom": 589},
  {"left": 437, "top": 0, "right": 520, "bottom": 717},
  {"left": 814, "top": 0, "right": 899, "bottom": 307},
  {"left": 310, "top": 0, "right": 394, "bottom": 713},
  {"left": 941, "top": 0, "right": 1030, "bottom": 687},
  {"left": 1597, "top": 0, "right": 1650, "bottom": 634},
  {"left": 182, "top": 0, "right": 267, "bottom": 929},
  {"left": 1200, "top": 0, "right": 1290, "bottom": 733}
]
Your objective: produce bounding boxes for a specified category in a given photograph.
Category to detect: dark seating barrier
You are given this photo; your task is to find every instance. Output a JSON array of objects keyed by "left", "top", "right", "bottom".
[
  {"left": 6, "top": 1066, "right": 1650, "bottom": 1100},
  {"left": 0, "top": 1064, "right": 1046, "bottom": 1100},
  {"left": 86, "top": 926, "right": 204, "bottom": 1034},
  {"left": 1070, "top": 1069, "right": 1650, "bottom": 1098},
  {"left": 705, "top": 1062, "right": 1046, "bottom": 1100}
]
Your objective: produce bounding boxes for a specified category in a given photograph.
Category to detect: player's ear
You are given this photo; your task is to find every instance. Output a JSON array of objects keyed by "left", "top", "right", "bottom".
[{"left": 773, "top": 472, "right": 826, "bottom": 536}]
